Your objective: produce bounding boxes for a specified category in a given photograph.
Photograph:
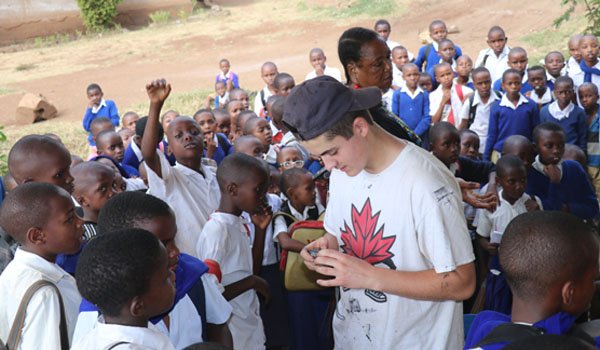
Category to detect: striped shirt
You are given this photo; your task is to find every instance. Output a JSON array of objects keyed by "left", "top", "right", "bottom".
[{"left": 83, "top": 222, "right": 98, "bottom": 241}]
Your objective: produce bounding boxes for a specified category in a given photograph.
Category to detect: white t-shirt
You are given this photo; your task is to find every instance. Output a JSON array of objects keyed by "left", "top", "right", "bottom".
[
  {"left": 475, "top": 47, "right": 510, "bottom": 82},
  {"left": 572, "top": 60, "right": 600, "bottom": 94},
  {"left": 324, "top": 142, "right": 474, "bottom": 350},
  {"left": 253, "top": 86, "right": 274, "bottom": 117},
  {"left": 459, "top": 91, "right": 500, "bottom": 153},
  {"left": 305, "top": 66, "right": 343, "bottom": 82},
  {"left": 430, "top": 83, "right": 473, "bottom": 128},
  {"left": 242, "top": 193, "right": 282, "bottom": 266},
  {"left": 196, "top": 212, "right": 266, "bottom": 350},
  {"left": 0, "top": 249, "right": 82, "bottom": 349},
  {"left": 71, "top": 322, "right": 175, "bottom": 350},
  {"left": 145, "top": 152, "right": 220, "bottom": 257}
]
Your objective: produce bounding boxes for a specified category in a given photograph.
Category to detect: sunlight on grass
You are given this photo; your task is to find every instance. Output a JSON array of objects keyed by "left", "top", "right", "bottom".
[
  {"left": 125, "top": 88, "right": 213, "bottom": 117},
  {"left": 522, "top": 15, "right": 586, "bottom": 64}
]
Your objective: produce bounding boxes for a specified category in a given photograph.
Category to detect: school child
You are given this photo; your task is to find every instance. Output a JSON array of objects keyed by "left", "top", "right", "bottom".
[
  {"left": 235, "top": 110, "right": 260, "bottom": 142},
  {"left": 229, "top": 89, "right": 250, "bottom": 110},
  {"left": 391, "top": 45, "right": 410, "bottom": 89},
  {"left": 95, "top": 130, "right": 140, "bottom": 177},
  {"left": 160, "top": 110, "right": 179, "bottom": 166},
  {"left": 243, "top": 116, "right": 276, "bottom": 165},
  {"left": 216, "top": 58, "right": 239, "bottom": 92},
  {"left": 233, "top": 135, "right": 264, "bottom": 158},
  {"left": 253, "top": 62, "right": 279, "bottom": 117},
  {"left": 374, "top": 19, "right": 410, "bottom": 56},
  {"left": 73, "top": 191, "right": 234, "bottom": 349},
  {"left": 273, "top": 73, "right": 296, "bottom": 97},
  {"left": 118, "top": 128, "right": 133, "bottom": 150},
  {"left": 544, "top": 51, "right": 566, "bottom": 90},
  {"left": 121, "top": 111, "right": 139, "bottom": 132},
  {"left": 226, "top": 100, "right": 244, "bottom": 140},
  {"left": 465, "top": 211, "right": 599, "bottom": 349},
  {"left": 475, "top": 155, "right": 542, "bottom": 314},
  {"left": 427, "top": 39, "right": 457, "bottom": 86},
  {"left": 305, "top": 48, "right": 342, "bottom": 82},
  {"left": 525, "top": 65, "right": 553, "bottom": 108},
  {"left": 414, "top": 19, "right": 463, "bottom": 72},
  {"left": 267, "top": 166, "right": 281, "bottom": 196},
  {"left": 455, "top": 55, "right": 474, "bottom": 89},
  {"left": 460, "top": 129, "right": 481, "bottom": 159},
  {"left": 277, "top": 147, "right": 304, "bottom": 172},
  {"left": 83, "top": 83, "right": 119, "bottom": 147},
  {"left": 475, "top": 26, "right": 510, "bottom": 82},
  {"left": 272, "top": 168, "right": 333, "bottom": 350},
  {"left": 459, "top": 67, "right": 501, "bottom": 154},
  {"left": 0, "top": 183, "right": 84, "bottom": 348},
  {"left": 71, "top": 162, "right": 118, "bottom": 240},
  {"left": 206, "top": 81, "right": 229, "bottom": 110},
  {"left": 572, "top": 34, "right": 600, "bottom": 92},
  {"left": 501, "top": 135, "right": 535, "bottom": 169},
  {"left": 266, "top": 95, "right": 284, "bottom": 143},
  {"left": 392, "top": 63, "right": 431, "bottom": 139},
  {"left": 430, "top": 62, "right": 473, "bottom": 128},
  {"left": 540, "top": 76, "right": 587, "bottom": 150},
  {"left": 213, "top": 108, "right": 232, "bottom": 136},
  {"left": 142, "top": 79, "right": 220, "bottom": 257},
  {"left": 194, "top": 109, "right": 233, "bottom": 165},
  {"left": 72, "top": 229, "right": 176, "bottom": 350},
  {"left": 91, "top": 155, "right": 146, "bottom": 192},
  {"left": 492, "top": 47, "right": 533, "bottom": 94},
  {"left": 122, "top": 116, "right": 157, "bottom": 172},
  {"left": 196, "top": 153, "right": 273, "bottom": 350},
  {"left": 580, "top": 83, "right": 600, "bottom": 196},
  {"left": 527, "top": 122, "right": 599, "bottom": 221},
  {"left": 563, "top": 143, "right": 588, "bottom": 168},
  {"left": 566, "top": 34, "right": 583, "bottom": 77},
  {"left": 418, "top": 72, "right": 434, "bottom": 92},
  {"left": 268, "top": 97, "right": 309, "bottom": 160},
  {"left": 87, "top": 117, "right": 115, "bottom": 159},
  {"left": 484, "top": 69, "right": 540, "bottom": 162}
]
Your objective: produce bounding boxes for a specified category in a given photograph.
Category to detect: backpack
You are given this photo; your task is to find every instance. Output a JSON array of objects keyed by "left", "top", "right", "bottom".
[
  {"left": 467, "top": 90, "right": 502, "bottom": 127},
  {"left": 422, "top": 43, "right": 433, "bottom": 70},
  {"left": 475, "top": 322, "right": 595, "bottom": 348},
  {"left": 274, "top": 207, "right": 328, "bottom": 291},
  {"left": 0, "top": 280, "right": 69, "bottom": 350}
]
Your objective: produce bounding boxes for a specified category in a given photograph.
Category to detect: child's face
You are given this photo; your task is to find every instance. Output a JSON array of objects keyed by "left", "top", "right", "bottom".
[
  {"left": 460, "top": 133, "right": 480, "bottom": 159},
  {"left": 391, "top": 49, "right": 409, "bottom": 70},
  {"left": 122, "top": 114, "right": 139, "bottom": 132},
  {"left": 290, "top": 174, "right": 317, "bottom": 208},
  {"left": 215, "top": 82, "right": 226, "bottom": 97},
  {"left": 194, "top": 112, "right": 218, "bottom": 135},
  {"left": 456, "top": 57, "right": 473, "bottom": 78},
  {"left": 78, "top": 167, "right": 118, "bottom": 212},
  {"left": 166, "top": 118, "right": 204, "bottom": 161},
  {"left": 472, "top": 71, "right": 492, "bottom": 99},
  {"left": 435, "top": 65, "right": 454, "bottom": 89},
  {"left": 502, "top": 73, "right": 522, "bottom": 98},
  {"left": 375, "top": 24, "right": 391, "bottom": 41},
  {"left": 234, "top": 92, "right": 250, "bottom": 110},
  {"left": 215, "top": 115, "right": 231, "bottom": 136},
  {"left": 419, "top": 75, "right": 433, "bottom": 92},
  {"left": 276, "top": 78, "right": 295, "bottom": 97},
  {"left": 504, "top": 144, "right": 535, "bottom": 170},
  {"left": 429, "top": 23, "right": 448, "bottom": 42},
  {"left": 161, "top": 112, "right": 178, "bottom": 133},
  {"left": 310, "top": 51, "right": 326, "bottom": 70},
  {"left": 431, "top": 130, "right": 460, "bottom": 166},
  {"left": 114, "top": 172, "right": 127, "bottom": 192},
  {"left": 569, "top": 38, "right": 582, "bottom": 61},
  {"left": 118, "top": 129, "right": 133, "bottom": 150},
  {"left": 41, "top": 193, "right": 84, "bottom": 258},
  {"left": 138, "top": 212, "right": 180, "bottom": 271},
  {"left": 87, "top": 88, "right": 103, "bottom": 105},
  {"left": 553, "top": 82, "right": 574, "bottom": 107},
  {"left": 527, "top": 70, "right": 547, "bottom": 93},
  {"left": 536, "top": 130, "right": 565, "bottom": 165},
  {"left": 141, "top": 244, "right": 176, "bottom": 318},
  {"left": 487, "top": 31, "right": 507, "bottom": 56},
  {"left": 578, "top": 85, "right": 599, "bottom": 110},
  {"left": 235, "top": 172, "right": 269, "bottom": 213},
  {"left": 268, "top": 171, "right": 281, "bottom": 196},
  {"left": 251, "top": 119, "right": 273, "bottom": 147},
  {"left": 545, "top": 53, "right": 565, "bottom": 77},
  {"left": 508, "top": 52, "right": 528, "bottom": 72},
  {"left": 98, "top": 133, "right": 125, "bottom": 162},
  {"left": 497, "top": 166, "right": 527, "bottom": 203},
  {"left": 402, "top": 66, "right": 420, "bottom": 90},
  {"left": 439, "top": 42, "right": 456, "bottom": 62},
  {"left": 236, "top": 139, "right": 264, "bottom": 158},
  {"left": 17, "top": 147, "right": 75, "bottom": 194},
  {"left": 277, "top": 148, "right": 304, "bottom": 171},
  {"left": 261, "top": 65, "right": 278, "bottom": 87},
  {"left": 227, "top": 101, "right": 244, "bottom": 127},
  {"left": 220, "top": 60, "right": 230, "bottom": 74},
  {"left": 579, "top": 36, "right": 600, "bottom": 65}
]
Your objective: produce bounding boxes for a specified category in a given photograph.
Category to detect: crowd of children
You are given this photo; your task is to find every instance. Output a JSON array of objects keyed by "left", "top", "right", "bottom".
[{"left": 1, "top": 15, "right": 600, "bottom": 350}]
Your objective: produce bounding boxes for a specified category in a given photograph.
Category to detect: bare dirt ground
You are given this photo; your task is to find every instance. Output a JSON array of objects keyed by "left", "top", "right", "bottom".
[{"left": 0, "top": 0, "right": 576, "bottom": 127}]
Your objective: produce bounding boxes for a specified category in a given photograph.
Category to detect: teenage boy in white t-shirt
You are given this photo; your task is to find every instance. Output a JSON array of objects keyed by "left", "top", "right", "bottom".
[{"left": 282, "top": 76, "right": 475, "bottom": 349}]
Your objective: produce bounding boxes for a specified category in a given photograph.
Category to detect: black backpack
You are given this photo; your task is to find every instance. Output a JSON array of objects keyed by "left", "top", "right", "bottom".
[
  {"left": 467, "top": 90, "right": 502, "bottom": 127},
  {"left": 475, "top": 322, "right": 595, "bottom": 348}
]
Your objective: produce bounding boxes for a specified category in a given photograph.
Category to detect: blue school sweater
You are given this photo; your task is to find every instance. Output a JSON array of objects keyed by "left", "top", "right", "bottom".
[
  {"left": 414, "top": 43, "right": 463, "bottom": 72},
  {"left": 391, "top": 88, "right": 431, "bottom": 137},
  {"left": 492, "top": 78, "right": 533, "bottom": 95},
  {"left": 122, "top": 141, "right": 142, "bottom": 171},
  {"left": 526, "top": 160, "right": 599, "bottom": 220},
  {"left": 539, "top": 104, "right": 587, "bottom": 151},
  {"left": 588, "top": 108, "right": 600, "bottom": 167},
  {"left": 483, "top": 96, "right": 540, "bottom": 160},
  {"left": 203, "top": 133, "right": 233, "bottom": 165},
  {"left": 82, "top": 100, "right": 120, "bottom": 146}
]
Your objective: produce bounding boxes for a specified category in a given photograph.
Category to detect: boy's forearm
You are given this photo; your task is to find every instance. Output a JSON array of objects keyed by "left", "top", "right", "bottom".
[
  {"left": 206, "top": 323, "right": 233, "bottom": 349},
  {"left": 141, "top": 101, "right": 164, "bottom": 176},
  {"left": 223, "top": 275, "right": 255, "bottom": 301},
  {"left": 83, "top": 110, "right": 94, "bottom": 131},
  {"left": 251, "top": 227, "right": 266, "bottom": 275}
]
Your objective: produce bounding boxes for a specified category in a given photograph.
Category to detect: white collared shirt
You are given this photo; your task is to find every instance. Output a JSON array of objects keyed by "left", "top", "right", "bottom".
[
  {"left": 548, "top": 101, "right": 575, "bottom": 120},
  {"left": 130, "top": 139, "right": 143, "bottom": 162},
  {"left": 304, "top": 66, "right": 343, "bottom": 82},
  {"left": 566, "top": 56, "right": 582, "bottom": 77},
  {"left": 386, "top": 39, "right": 415, "bottom": 60},
  {"left": 529, "top": 88, "right": 554, "bottom": 105},
  {"left": 572, "top": 60, "right": 600, "bottom": 90},
  {"left": 499, "top": 93, "right": 530, "bottom": 110},
  {"left": 91, "top": 99, "right": 107, "bottom": 114},
  {"left": 145, "top": 152, "right": 220, "bottom": 257},
  {"left": 392, "top": 65, "right": 406, "bottom": 89},
  {"left": 71, "top": 322, "right": 175, "bottom": 350},
  {"left": 273, "top": 202, "right": 325, "bottom": 242},
  {"left": 459, "top": 90, "right": 500, "bottom": 153},
  {"left": 430, "top": 83, "right": 473, "bottom": 127},
  {"left": 382, "top": 88, "right": 394, "bottom": 112},
  {"left": 475, "top": 46, "right": 510, "bottom": 82},
  {"left": 242, "top": 193, "right": 282, "bottom": 266},
  {"left": 476, "top": 190, "right": 542, "bottom": 240},
  {"left": 400, "top": 85, "right": 425, "bottom": 99},
  {"left": 532, "top": 154, "right": 563, "bottom": 180},
  {"left": 0, "top": 249, "right": 82, "bottom": 349},
  {"left": 253, "top": 85, "right": 274, "bottom": 115}
]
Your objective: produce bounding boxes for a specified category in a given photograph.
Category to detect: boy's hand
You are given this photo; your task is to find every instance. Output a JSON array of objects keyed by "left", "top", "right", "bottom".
[
  {"left": 204, "top": 132, "right": 217, "bottom": 158},
  {"left": 479, "top": 239, "right": 498, "bottom": 255},
  {"left": 252, "top": 276, "right": 271, "bottom": 304},
  {"left": 251, "top": 200, "right": 273, "bottom": 230},
  {"left": 525, "top": 196, "right": 540, "bottom": 212},
  {"left": 313, "top": 249, "right": 376, "bottom": 289},
  {"left": 315, "top": 65, "right": 325, "bottom": 76},
  {"left": 146, "top": 79, "right": 172, "bottom": 104},
  {"left": 442, "top": 88, "right": 451, "bottom": 103},
  {"left": 301, "top": 237, "right": 331, "bottom": 271},
  {"left": 87, "top": 99, "right": 99, "bottom": 108},
  {"left": 544, "top": 165, "right": 562, "bottom": 184},
  {"left": 458, "top": 179, "right": 497, "bottom": 211}
]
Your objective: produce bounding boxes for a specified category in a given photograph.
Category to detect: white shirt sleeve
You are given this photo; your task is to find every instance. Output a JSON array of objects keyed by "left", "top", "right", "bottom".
[
  {"left": 19, "top": 286, "right": 65, "bottom": 350},
  {"left": 459, "top": 97, "right": 471, "bottom": 120},
  {"left": 474, "top": 49, "right": 486, "bottom": 68},
  {"left": 201, "top": 274, "right": 233, "bottom": 325},
  {"left": 72, "top": 311, "right": 100, "bottom": 345},
  {"left": 144, "top": 151, "right": 173, "bottom": 196},
  {"left": 272, "top": 215, "right": 289, "bottom": 243},
  {"left": 253, "top": 90, "right": 264, "bottom": 114},
  {"left": 476, "top": 210, "right": 492, "bottom": 238},
  {"left": 429, "top": 90, "right": 442, "bottom": 119},
  {"left": 196, "top": 220, "right": 228, "bottom": 264}
]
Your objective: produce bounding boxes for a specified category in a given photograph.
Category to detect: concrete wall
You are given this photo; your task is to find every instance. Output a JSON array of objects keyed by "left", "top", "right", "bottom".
[{"left": 0, "top": 0, "right": 191, "bottom": 45}]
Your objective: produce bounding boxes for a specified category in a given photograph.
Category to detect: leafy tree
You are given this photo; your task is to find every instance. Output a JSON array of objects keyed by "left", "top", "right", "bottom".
[{"left": 76, "top": 0, "right": 123, "bottom": 32}]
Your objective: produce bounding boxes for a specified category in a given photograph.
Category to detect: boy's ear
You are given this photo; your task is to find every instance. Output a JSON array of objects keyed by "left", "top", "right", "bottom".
[
  {"left": 27, "top": 227, "right": 46, "bottom": 245},
  {"left": 129, "top": 295, "right": 145, "bottom": 317},
  {"left": 286, "top": 187, "right": 295, "bottom": 200},
  {"left": 77, "top": 194, "right": 89, "bottom": 207},
  {"left": 352, "top": 117, "right": 369, "bottom": 138},
  {"left": 561, "top": 280, "right": 576, "bottom": 306},
  {"left": 227, "top": 182, "right": 238, "bottom": 196}
]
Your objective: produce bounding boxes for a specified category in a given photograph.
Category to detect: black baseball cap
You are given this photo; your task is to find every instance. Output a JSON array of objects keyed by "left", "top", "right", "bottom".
[{"left": 282, "top": 76, "right": 381, "bottom": 140}]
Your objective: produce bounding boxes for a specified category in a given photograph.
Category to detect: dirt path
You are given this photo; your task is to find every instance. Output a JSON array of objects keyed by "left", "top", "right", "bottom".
[{"left": 0, "top": 0, "right": 572, "bottom": 126}]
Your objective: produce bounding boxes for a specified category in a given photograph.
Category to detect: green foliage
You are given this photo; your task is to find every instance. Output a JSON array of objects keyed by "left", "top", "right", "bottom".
[
  {"left": 554, "top": 0, "right": 600, "bottom": 36},
  {"left": 298, "top": 0, "right": 399, "bottom": 18},
  {"left": 0, "top": 126, "right": 8, "bottom": 175},
  {"left": 14, "top": 63, "right": 37, "bottom": 72},
  {"left": 149, "top": 10, "right": 171, "bottom": 25},
  {"left": 76, "top": 0, "right": 123, "bottom": 32}
]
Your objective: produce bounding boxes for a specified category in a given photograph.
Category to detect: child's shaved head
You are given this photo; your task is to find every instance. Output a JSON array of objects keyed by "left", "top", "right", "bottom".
[
  {"left": 243, "top": 116, "right": 263, "bottom": 135},
  {"left": 216, "top": 153, "right": 268, "bottom": 192},
  {"left": 488, "top": 25, "right": 505, "bottom": 37},
  {"left": 234, "top": 135, "right": 264, "bottom": 158},
  {"left": 237, "top": 110, "right": 258, "bottom": 134},
  {"left": 71, "top": 162, "right": 115, "bottom": 197},
  {"left": 428, "top": 120, "right": 458, "bottom": 144}
]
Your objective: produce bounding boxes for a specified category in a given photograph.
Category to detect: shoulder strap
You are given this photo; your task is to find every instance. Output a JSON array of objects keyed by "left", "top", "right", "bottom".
[
  {"left": 7, "top": 280, "right": 69, "bottom": 350},
  {"left": 260, "top": 89, "right": 266, "bottom": 109},
  {"left": 105, "top": 342, "right": 131, "bottom": 350},
  {"left": 423, "top": 44, "right": 433, "bottom": 65},
  {"left": 187, "top": 279, "right": 208, "bottom": 340},
  {"left": 475, "top": 323, "right": 544, "bottom": 347},
  {"left": 273, "top": 211, "right": 298, "bottom": 229},
  {"left": 455, "top": 83, "right": 465, "bottom": 102},
  {"left": 216, "top": 134, "right": 231, "bottom": 155},
  {"left": 481, "top": 54, "right": 490, "bottom": 67},
  {"left": 493, "top": 90, "right": 502, "bottom": 99},
  {"left": 468, "top": 94, "right": 477, "bottom": 126},
  {"left": 307, "top": 206, "right": 320, "bottom": 221}
]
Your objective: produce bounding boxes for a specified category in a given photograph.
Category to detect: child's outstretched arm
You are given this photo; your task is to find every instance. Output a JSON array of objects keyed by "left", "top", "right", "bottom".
[
  {"left": 109, "top": 101, "right": 120, "bottom": 127},
  {"left": 223, "top": 275, "right": 271, "bottom": 303},
  {"left": 142, "top": 79, "right": 172, "bottom": 179}
]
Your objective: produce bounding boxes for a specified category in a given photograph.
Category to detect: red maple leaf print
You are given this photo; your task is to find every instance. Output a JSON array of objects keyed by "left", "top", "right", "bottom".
[{"left": 340, "top": 199, "right": 396, "bottom": 266}]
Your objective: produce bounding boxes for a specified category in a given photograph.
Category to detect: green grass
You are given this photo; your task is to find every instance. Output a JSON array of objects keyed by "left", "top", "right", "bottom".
[
  {"left": 125, "top": 88, "right": 213, "bottom": 117},
  {"left": 14, "top": 63, "right": 37, "bottom": 72},
  {"left": 298, "top": 0, "right": 402, "bottom": 19},
  {"left": 149, "top": 10, "right": 172, "bottom": 25},
  {"left": 0, "top": 86, "right": 17, "bottom": 96},
  {"left": 521, "top": 14, "right": 587, "bottom": 64}
]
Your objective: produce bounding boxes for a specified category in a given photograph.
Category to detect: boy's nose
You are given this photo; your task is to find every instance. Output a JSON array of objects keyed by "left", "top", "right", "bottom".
[{"left": 321, "top": 156, "right": 337, "bottom": 171}]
